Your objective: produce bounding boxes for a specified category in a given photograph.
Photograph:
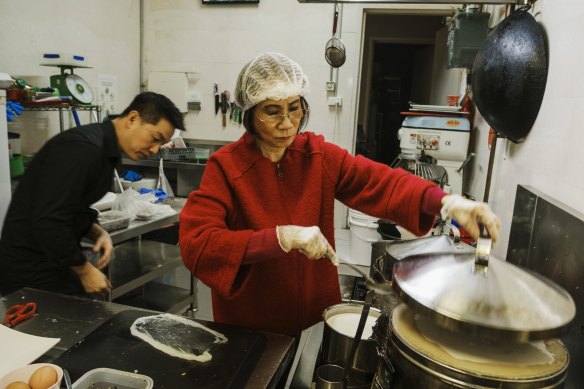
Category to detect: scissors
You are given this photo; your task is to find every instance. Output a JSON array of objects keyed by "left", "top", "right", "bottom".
[{"left": 3, "top": 301, "right": 37, "bottom": 328}]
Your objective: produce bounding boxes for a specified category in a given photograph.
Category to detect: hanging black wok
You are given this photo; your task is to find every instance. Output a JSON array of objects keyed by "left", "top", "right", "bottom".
[{"left": 472, "top": 9, "right": 548, "bottom": 143}]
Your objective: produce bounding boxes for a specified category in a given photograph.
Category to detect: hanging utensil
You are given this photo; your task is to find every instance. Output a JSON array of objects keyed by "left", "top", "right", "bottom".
[
  {"left": 214, "top": 83, "right": 220, "bottom": 115},
  {"left": 342, "top": 290, "right": 373, "bottom": 384},
  {"left": 472, "top": 8, "right": 548, "bottom": 143},
  {"left": 220, "top": 91, "right": 229, "bottom": 127},
  {"left": 325, "top": 4, "right": 346, "bottom": 68}
]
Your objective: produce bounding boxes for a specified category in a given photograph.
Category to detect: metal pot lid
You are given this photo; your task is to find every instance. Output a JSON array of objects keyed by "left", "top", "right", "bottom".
[
  {"left": 392, "top": 239, "right": 576, "bottom": 342},
  {"left": 385, "top": 229, "right": 475, "bottom": 262}
]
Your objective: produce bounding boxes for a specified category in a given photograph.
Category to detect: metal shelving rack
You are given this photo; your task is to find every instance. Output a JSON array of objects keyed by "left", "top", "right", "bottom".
[{"left": 22, "top": 104, "right": 101, "bottom": 132}]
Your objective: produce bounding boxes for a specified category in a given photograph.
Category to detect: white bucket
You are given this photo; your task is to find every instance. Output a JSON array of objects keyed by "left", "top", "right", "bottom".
[{"left": 348, "top": 209, "right": 381, "bottom": 266}]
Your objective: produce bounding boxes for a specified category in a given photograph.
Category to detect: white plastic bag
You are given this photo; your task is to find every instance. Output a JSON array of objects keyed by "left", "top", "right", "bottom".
[
  {"left": 112, "top": 188, "right": 174, "bottom": 220},
  {"left": 157, "top": 158, "right": 174, "bottom": 199}
]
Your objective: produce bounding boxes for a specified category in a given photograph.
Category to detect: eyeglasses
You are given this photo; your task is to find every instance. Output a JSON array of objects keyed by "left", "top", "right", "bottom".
[{"left": 254, "top": 109, "right": 308, "bottom": 124}]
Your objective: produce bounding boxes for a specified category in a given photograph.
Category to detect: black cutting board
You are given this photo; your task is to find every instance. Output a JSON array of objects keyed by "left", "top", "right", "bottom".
[{"left": 54, "top": 310, "right": 266, "bottom": 388}]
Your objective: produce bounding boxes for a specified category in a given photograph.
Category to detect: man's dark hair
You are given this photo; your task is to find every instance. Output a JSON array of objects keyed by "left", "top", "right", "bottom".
[{"left": 120, "top": 92, "right": 186, "bottom": 131}]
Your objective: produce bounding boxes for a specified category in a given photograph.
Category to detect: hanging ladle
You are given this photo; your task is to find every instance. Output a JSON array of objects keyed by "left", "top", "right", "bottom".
[{"left": 324, "top": 3, "right": 346, "bottom": 68}]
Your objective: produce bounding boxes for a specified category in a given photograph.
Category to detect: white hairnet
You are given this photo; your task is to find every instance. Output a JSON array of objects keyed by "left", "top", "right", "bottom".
[{"left": 235, "top": 52, "right": 310, "bottom": 111}]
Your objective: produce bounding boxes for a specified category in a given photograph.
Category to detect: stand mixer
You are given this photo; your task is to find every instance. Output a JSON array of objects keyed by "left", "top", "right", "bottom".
[{"left": 396, "top": 115, "right": 471, "bottom": 194}]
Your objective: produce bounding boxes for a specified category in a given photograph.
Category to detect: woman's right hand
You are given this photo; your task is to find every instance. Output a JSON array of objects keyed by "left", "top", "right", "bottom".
[
  {"left": 440, "top": 194, "right": 501, "bottom": 243},
  {"left": 276, "top": 225, "right": 337, "bottom": 264},
  {"left": 71, "top": 261, "right": 112, "bottom": 294}
]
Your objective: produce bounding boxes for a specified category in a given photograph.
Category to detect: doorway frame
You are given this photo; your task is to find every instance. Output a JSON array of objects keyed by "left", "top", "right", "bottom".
[{"left": 352, "top": 7, "right": 458, "bottom": 154}]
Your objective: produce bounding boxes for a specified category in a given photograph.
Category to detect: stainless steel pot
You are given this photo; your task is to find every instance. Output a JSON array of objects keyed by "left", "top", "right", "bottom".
[
  {"left": 321, "top": 303, "right": 381, "bottom": 376},
  {"left": 388, "top": 304, "right": 569, "bottom": 389}
]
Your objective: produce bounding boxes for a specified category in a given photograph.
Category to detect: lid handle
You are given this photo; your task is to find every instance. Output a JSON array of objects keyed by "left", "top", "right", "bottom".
[{"left": 474, "top": 224, "right": 491, "bottom": 274}]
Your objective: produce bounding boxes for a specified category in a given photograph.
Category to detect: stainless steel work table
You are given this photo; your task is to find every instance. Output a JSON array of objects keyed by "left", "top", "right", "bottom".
[
  {"left": 0, "top": 288, "right": 295, "bottom": 388},
  {"left": 90, "top": 197, "right": 195, "bottom": 312}
]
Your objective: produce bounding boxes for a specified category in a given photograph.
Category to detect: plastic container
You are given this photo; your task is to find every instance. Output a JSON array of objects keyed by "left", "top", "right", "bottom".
[
  {"left": 348, "top": 209, "right": 381, "bottom": 266},
  {"left": 0, "top": 363, "right": 63, "bottom": 389},
  {"left": 71, "top": 368, "right": 153, "bottom": 389},
  {"left": 97, "top": 210, "right": 131, "bottom": 232},
  {"left": 9, "top": 154, "right": 24, "bottom": 177},
  {"left": 8, "top": 132, "right": 21, "bottom": 156}
]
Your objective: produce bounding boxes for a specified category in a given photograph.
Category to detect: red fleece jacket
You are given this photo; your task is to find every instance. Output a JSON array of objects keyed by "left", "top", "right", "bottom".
[{"left": 179, "top": 131, "right": 444, "bottom": 336}]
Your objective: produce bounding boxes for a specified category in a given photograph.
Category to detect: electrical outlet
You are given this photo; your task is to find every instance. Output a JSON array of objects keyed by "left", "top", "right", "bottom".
[
  {"left": 327, "top": 96, "right": 342, "bottom": 106},
  {"left": 326, "top": 81, "right": 336, "bottom": 92}
]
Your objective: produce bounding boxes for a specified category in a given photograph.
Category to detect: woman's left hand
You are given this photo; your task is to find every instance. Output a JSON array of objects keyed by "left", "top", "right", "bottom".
[
  {"left": 440, "top": 194, "right": 501, "bottom": 243},
  {"left": 87, "top": 223, "right": 114, "bottom": 269}
]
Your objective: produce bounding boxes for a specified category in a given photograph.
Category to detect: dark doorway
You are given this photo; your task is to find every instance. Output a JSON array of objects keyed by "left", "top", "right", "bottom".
[
  {"left": 366, "top": 43, "right": 433, "bottom": 166},
  {"left": 356, "top": 13, "right": 444, "bottom": 167}
]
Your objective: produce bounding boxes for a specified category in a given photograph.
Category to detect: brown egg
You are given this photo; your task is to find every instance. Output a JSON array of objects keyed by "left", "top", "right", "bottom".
[
  {"left": 27, "top": 366, "right": 58, "bottom": 389},
  {"left": 5, "top": 381, "right": 32, "bottom": 389}
]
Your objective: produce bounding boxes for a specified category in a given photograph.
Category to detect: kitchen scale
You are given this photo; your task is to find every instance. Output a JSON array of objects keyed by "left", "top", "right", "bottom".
[{"left": 48, "top": 65, "right": 94, "bottom": 105}]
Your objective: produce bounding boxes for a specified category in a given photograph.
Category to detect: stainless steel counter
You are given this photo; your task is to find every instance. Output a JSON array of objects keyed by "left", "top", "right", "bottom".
[{"left": 0, "top": 288, "right": 295, "bottom": 388}]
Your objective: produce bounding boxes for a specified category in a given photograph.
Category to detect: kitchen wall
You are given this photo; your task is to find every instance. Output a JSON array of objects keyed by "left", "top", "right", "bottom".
[
  {"left": 1, "top": 0, "right": 583, "bottom": 262},
  {"left": 144, "top": 0, "right": 584, "bottom": 261},
  {"left": 0, "top": 0, "right": 140, "bottom": 153},
  {"left": 142, "top": 0, "right": 458, "bottom": 227},
  {"left": 142, "top": 1, "right": 461, "bottom": 149}
]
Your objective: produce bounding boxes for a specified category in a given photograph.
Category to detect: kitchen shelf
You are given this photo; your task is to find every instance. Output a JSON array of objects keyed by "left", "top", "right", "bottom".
[
  {"left": 21, "top": 103, "right": 101, "bottom": 132},
  {"left": 107, "top": 238, "right": 196, "bottom": 314},
  {"left": 22, "top": 103, "right": 99, "bottom": 111},
  {"left": 109, "top": 239, "right": 182, "bottom": 299}
]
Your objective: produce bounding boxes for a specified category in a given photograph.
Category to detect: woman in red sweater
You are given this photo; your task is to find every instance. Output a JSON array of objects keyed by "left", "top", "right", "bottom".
[{"left": 179, "top": 52, "right": 500, "bottom": 337}]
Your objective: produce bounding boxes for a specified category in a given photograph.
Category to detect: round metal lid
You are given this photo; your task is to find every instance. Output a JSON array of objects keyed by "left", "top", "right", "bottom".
[{"left": 392, "top": 243, "right": 576, "bottom": 342}]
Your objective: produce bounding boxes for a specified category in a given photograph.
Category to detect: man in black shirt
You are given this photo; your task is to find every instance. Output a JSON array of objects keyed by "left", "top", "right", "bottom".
[{"left": 0, "top": 92, "right": 185, "bottom": 296}]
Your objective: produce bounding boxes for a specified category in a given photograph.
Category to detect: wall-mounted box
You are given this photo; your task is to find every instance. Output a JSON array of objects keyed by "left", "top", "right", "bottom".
[{"left": 447, "top": 10, "right": 490, "bottom": 69}]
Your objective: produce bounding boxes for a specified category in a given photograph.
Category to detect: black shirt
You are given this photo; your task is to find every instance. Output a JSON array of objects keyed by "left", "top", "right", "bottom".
[{"left": 0, "top": 120, "right": 120, "bottom": 295}]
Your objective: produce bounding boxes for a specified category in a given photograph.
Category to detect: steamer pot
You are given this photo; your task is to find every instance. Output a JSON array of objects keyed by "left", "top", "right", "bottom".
[{"left": 388, "top": 304, "right": 569, "bottom": 389}]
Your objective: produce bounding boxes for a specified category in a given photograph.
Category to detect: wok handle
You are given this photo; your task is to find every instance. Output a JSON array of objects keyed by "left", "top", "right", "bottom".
[{"left": 456, "top": 152, "right": 475, "bottom": 173}]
